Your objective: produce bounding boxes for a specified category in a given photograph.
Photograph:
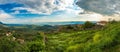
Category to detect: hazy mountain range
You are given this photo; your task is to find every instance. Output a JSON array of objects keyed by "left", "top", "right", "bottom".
[{"left": 0, "top": 21, "right": 96, "bottom": 26}]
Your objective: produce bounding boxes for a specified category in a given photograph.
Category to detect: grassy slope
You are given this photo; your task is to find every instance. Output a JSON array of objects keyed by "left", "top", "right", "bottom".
[{"left": 46, "top": 22, "right": 120, "bottom": 52}]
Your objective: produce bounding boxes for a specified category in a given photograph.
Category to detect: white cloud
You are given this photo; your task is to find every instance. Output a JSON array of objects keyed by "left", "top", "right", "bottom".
[
  {"left": 0, "top": 0, "right": 82, "bottom": 14},
  {"left": 0, "top": 10, "right": 13, "bottom": 22},
  {"left": 2, "top": 13, "right": 104, "bottom": 24},
  {"left": 1, "top": 0, "right": 119, "bottom": 24},
  {"left": 15, "top": 0, "right": 60, "bottom": 14},
  {"left": 100, "top": 14, "right": 120, "bottom": 21},
  {"left": 11, "top": 7, "right": 52, "bottom": 15}
]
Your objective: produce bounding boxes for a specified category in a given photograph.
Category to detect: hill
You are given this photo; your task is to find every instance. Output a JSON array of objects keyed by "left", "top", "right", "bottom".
[
  {"left": 0, "top": 21, "right": 3, "bottom": 24},
  {"left": 0, "top": 21, "right": 120, "bottom": 52},
  {"left": 46, "top": 22, "right": 120, "bottom": 52}
]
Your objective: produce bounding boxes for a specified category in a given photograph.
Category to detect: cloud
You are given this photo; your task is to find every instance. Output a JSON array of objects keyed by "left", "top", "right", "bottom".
[
  {"left": 0, "top": 0, "right": 15, "bottom": 4},
  {"left": 100, "top": 14, "right": 120, "bottom": 21},
  {"left": 76, "top": 0, "right": 120, "bottom": 15},
  {"left": 17, "top": 0, "right": 57, "bottom": 14},
  {"left": 0, "top": 0, "right": 82, "bottom": 14},
  {"left": 0, "top": 10, "right": 13, "bottom": 22},
  {"left": 3, "top": 13, "right": 105, "bottom": 24},
  {"left": 11, "top": 7, "right": 39, "bottom": 14},
  {"left": 1, "top": 0, "right": 119, "bottom": 24}
]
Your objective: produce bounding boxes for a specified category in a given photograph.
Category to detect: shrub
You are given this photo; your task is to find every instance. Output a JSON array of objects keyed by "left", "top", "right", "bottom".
[
  {"left": 29, "top": 42, "right": 44, "bottom": 52},
  {"left": 65, "top": 44, "right": 85, "bottom": 52},
  {"left": 93, "top": 33, "right": 102, "bottom": 43}
]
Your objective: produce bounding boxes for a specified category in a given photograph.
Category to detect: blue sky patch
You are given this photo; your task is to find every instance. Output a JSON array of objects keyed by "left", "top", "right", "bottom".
[{"left": 0, "top": 3, "right": 24, "bottom": 13}]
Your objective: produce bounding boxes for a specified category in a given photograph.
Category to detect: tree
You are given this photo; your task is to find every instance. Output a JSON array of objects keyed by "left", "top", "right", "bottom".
[
  {"left": 82, "top": 21, "right": 95, "bottom": 29},
  {"left": 110, "top": 19, "right": 117, "bottom": 24}
]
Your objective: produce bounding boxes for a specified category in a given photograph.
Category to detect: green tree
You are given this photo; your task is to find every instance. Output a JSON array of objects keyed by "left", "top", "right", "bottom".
[{"left": 82, "top": 21, "right": 95, "bottom": 29}]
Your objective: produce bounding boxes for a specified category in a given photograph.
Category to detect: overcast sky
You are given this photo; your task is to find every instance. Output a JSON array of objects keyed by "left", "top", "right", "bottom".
[{"left": 0, "top": 0, "right": 120, "bottom": 24}]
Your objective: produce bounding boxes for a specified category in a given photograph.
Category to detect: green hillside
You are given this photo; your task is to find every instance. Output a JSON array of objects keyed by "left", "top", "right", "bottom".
[
  {"left": 0, "top": 22, "right": 120, "bottom": 52},
  {"left": 45, "top": 22, "right": 120, "bottom": 52}
]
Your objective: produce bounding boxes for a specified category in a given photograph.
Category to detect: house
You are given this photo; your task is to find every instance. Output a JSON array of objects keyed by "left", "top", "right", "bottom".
[
  {"left": 6, "top": 32, "right": 12, "bottom": 36},
  {"left": 97, "top": 21, "right": 108, "bottom": 26}
]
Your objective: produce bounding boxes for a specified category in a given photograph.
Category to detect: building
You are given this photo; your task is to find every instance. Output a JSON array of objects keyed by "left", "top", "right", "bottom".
[
  {"left": 97, "top": 21, "right": 108, "bottom": 26},
  {"left": 6, "top": 32, "right": 12, "bottom": 36}
]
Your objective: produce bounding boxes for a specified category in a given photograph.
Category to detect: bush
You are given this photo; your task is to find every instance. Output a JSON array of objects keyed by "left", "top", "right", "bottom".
[
  {"left": 66, "top": 44, "right": 85, "bottom": 52},
  {"left": 28, "top": 42, "right": 44, "bottom": 52},
  {"left": 93, "top": 33, "right": 102, "bottom": 43}
]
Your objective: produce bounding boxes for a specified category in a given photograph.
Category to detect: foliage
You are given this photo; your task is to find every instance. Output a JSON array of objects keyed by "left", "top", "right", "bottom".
[
  {"left": 82, "top": 21, "right": 95, "bottom": 29},
  {"left": 0, "top": 36, "right": 28, "bottom": 52},
  {"left": 28, "top": 42, "right": 44, "bottom": 52},
  {"left": 0, "top": 22, "right": 120, "bottom": 52}
]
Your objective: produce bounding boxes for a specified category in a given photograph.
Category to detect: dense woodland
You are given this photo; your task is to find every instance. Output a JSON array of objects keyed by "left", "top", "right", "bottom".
[{"left": 0, "top": 21, "right": 120, "bottom": 52}]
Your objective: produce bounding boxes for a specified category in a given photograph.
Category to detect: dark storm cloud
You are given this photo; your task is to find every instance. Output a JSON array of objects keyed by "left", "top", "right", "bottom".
[{"left": 76, "top": 0, "right": 120, "bottom": 15}]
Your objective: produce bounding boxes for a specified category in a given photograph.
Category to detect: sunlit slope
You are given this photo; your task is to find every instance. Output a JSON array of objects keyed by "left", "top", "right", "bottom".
[{"left": 47, "top": 22, "right": 120, "bottom": 52}]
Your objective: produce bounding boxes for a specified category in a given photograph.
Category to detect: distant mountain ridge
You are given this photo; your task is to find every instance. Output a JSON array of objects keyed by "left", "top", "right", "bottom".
[
  {"left": 0, "top": 21, "right": 25, "bottom": 26},
  {"left": 0, "top": 21, "right": 97, "bottom": 26},
  {"left": 0, "top": 21, "right": 3, "bottom": 24},
  {"left": 36, "top": 21, "right": 96, "bottom": 26}
]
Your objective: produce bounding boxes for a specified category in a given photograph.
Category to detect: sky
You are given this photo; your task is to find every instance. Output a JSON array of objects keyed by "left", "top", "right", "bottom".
[{"left": 0, "top": 0, "right": 120, "bottom": 24}]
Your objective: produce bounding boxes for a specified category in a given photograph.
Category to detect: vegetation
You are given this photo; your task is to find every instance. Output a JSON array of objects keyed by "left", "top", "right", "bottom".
[
  {"left": 0, "top": 21, "right": 120, "bottom": 52},
  {"left": 82, "top": 21, "right": 95, "bottom": 29}
]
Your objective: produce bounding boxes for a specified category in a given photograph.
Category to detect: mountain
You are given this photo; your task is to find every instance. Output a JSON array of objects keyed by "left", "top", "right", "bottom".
[
  {"left": 0, "top": 21, "right": 97, "bottom": 27},
  {"left": 4, "top": 24, "right": 25, "bottom": 26},
  {"left": 36, "top": 21, "right": 97, "bottom": 26},
  {"left": 0, "top": 21, "right": 25, "bottom": 26},
  {"left": 0, "top": 21, "right": 3, "bottom": 24}
]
